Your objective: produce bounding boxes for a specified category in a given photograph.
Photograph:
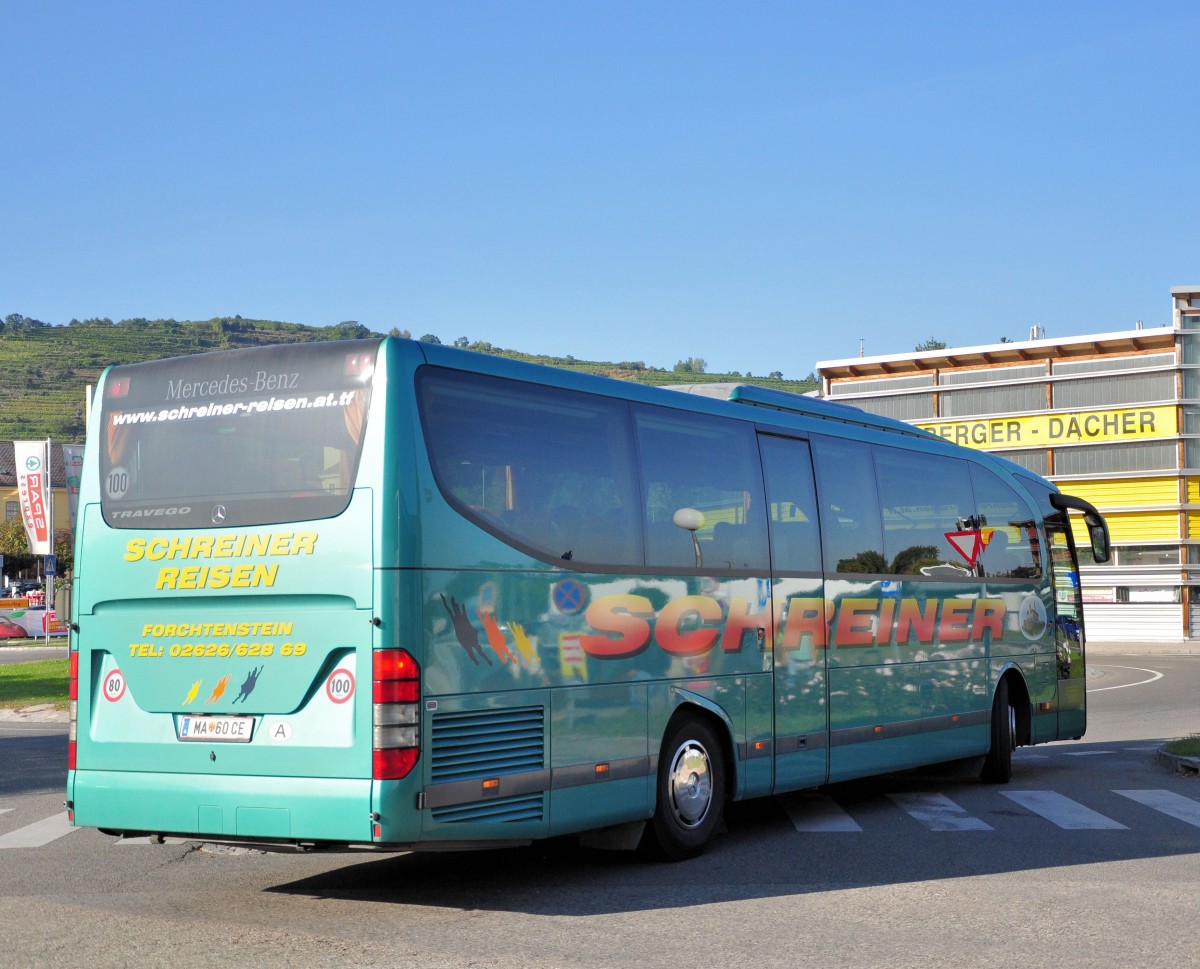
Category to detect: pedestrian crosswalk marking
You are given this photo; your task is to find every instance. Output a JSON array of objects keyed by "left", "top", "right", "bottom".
[
  {"left": 783, "top": 792, "right": 862, "bottom": 832},
  {"left": 1114, "top": 789, "right": 1200, "bottom": 828},
  {"left": 1001, "top": 791, "right": 1127, "bottom": 830},
  {"left": 0, "top": 811, "right": 79, "bottom": 849},
  {"left": 888, "top": 793, "right": 993, "bottom": 831}
]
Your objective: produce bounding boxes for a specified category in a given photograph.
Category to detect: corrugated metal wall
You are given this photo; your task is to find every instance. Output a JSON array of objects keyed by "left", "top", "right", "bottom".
[
  {"left": 1086, "top": 604, "right": 1183, "bottom": 642},
  {"left": 1063, "top": 477, "right": 1178, "bottom": 507}
]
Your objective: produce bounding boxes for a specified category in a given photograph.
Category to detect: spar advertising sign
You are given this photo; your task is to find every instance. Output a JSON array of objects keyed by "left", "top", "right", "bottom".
[{"left": 14, "top": 441, "right": 52, "bottom": 555}]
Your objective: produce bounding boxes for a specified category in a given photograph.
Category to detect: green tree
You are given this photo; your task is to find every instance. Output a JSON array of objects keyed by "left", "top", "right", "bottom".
[
  {"left": 674, "top": 357, "right": 708, "bottom": 374},
  {"left": 890, "top": 544, "right": 939, "bottom": 575},
  {"left": 54, "top": 527, "right": 74, "bottom": 577},
  {"left": 914, "top": 337, "right": 947, "bottom": 351},
  {"left": 333, "top": 321, "right": 370, "bottom": 340},
  {"left": 0, "top": 517, "right": 36, "bottom": 575},
  {"left": 836, "top": 550, "right": 889, "bottom": 574}
]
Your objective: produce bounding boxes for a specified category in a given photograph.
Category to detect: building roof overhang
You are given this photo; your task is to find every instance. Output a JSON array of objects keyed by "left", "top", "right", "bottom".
[{"left": 817, "top": 326, "right": 1177, "bottom": 381}]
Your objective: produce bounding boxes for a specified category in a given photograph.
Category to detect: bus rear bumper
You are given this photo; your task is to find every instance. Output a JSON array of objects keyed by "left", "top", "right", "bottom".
[{"left": 70, "top": 769, "right": 375, "bottom": 846}]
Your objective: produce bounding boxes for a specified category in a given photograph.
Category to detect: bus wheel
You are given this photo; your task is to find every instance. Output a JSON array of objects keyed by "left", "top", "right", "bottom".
[
  {"left": 980, "top": 678, "right": 1015, "bottom": 784},
  {"left": 646, "top": 716, "right": 726, "bottom": 861}
]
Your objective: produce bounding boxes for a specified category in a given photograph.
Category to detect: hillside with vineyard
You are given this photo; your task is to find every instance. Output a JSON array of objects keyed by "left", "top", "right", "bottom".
[{"left": 0, "top": 314, "right": 818, "bottom": 442}]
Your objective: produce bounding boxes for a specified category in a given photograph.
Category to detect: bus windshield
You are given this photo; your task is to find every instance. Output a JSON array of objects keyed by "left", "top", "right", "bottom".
[{"left": 99, "top": 340, "right": 379, "bottom": 529}]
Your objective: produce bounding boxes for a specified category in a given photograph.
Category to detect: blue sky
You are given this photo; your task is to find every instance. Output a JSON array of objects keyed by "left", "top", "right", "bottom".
[{"left": 3, "top": 2, "right": 1197, "bottom": 378}]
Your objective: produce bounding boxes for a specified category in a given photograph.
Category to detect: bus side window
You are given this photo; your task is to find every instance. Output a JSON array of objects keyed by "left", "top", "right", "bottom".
[
  {"left": 811, "top": 439, "right": 884, "bottom": 575},
  {"left": 969, "top": 465, "right": 1039, "bottom": 579},
  {"left": 874, "top": 447, "right": 976, "bottom": 576},
  {"left": 418, "top": 370, "right": 642, "bottom": 568},
  {"left": 759, "top": 436, "right": 822, "bottom": 573},
  {"left": 635, "top": 407, "right": 769, "bottom": 572}
]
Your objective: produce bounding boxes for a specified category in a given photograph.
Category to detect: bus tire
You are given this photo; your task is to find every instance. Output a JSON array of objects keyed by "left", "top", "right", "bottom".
[
  {"left": 645, "top": 715, "right": 726, "bottom": 861},
  {"left": 980, "top": 677, "right": 1015, "bottom": 784}
]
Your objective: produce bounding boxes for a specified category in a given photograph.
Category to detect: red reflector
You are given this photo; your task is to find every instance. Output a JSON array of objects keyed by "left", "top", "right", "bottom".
[
  {"left": 67, "top": 741, "right": 77, "bottom": 771},
  {"left": 373, "top": 680, "right": 419, "bottom": 703},
  {"left": 373, "top": 649, "right": 418, "bottom": 680},
  {"left": 373, "top": 747, "right": 419, "bottom": 780},
  {"left": 344, "top": 352, "right": 375, "bottom": 378},
  {"left": 69, "top": 652, "right": 79, "bottom": 700}
]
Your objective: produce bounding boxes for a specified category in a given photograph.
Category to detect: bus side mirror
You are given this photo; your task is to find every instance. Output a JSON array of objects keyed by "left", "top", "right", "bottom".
[
  {"left": 1087, "top": 520, "right": 1111, "bottom": 564},
  {"left": 1049, "top": 492, "right": 1111, "bottom": 564}
]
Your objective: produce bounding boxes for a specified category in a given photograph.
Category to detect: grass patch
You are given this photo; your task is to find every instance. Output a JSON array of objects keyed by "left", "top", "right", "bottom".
[
  {"left": 0, "top": 658, "right": 69, "bottom": 709},
  {"left": 1165, "top": 734, "right": 1200, "bottom": 757}
]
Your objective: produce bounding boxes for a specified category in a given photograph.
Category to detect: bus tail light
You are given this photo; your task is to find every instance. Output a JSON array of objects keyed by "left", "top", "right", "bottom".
[
  {"left": 67, "top": 651, "right": 78, "bottom": 771},
  {"left": 373, "top": 648, "right": 419, "bottom": 780}
]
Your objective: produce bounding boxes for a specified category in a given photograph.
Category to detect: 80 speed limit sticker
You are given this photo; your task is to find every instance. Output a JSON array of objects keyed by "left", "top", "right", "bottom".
[{"left": 102, "top": 668, "right": 127, "bottom": 702}]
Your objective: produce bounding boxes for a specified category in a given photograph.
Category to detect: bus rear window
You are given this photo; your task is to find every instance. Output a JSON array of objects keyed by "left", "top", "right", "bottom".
[{"left": 99, "top": 340, "right": 378, "bottom": 529}]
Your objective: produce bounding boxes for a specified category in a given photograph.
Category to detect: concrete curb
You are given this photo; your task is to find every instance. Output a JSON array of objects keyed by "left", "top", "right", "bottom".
[
  {"left": 1157, "top": 747, "right": 1200, "bottom": 776},
  {"left": 0, "top": 704, "right": 69, "bottom": 723}
]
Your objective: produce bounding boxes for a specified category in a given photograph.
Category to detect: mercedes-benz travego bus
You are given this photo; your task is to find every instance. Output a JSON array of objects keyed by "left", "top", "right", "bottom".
[{"left": 66, "top": 337, "right": 1110, "bottom": 859}]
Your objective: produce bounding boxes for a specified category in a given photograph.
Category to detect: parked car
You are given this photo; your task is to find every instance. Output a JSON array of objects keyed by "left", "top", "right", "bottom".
[{"left": 3, "top": 583, "right": 42, "bottom": 599}]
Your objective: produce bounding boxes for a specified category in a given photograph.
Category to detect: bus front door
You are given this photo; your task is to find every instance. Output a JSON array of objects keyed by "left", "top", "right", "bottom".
[{"left": 1046, "top": 521, "right": 1086, "bottom": 739}]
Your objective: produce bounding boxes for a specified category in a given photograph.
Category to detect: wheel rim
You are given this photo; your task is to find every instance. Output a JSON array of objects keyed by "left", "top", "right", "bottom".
[{"left": 667, "top": 739, "right": 713, "bottom": 829}]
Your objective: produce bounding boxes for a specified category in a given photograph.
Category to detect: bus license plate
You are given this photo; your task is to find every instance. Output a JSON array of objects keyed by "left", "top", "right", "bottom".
[{"left": 178, "top": 715, "right": 253, "bottom": 743}]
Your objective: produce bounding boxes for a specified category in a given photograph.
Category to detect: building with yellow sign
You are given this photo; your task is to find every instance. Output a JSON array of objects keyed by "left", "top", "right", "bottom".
[{"left": 816, "top": 285, "right": 1200, "bottom": 642}]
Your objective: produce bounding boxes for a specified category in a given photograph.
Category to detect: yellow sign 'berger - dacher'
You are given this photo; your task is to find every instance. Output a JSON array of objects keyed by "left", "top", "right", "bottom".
[{"left": 918, "top": 405, "right": 1175, "bottom": 451}]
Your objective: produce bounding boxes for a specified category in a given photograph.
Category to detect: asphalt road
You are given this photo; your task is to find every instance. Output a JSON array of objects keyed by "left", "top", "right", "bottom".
[
  {"left": 1, "top": 653, "right": 1198, "bottom": 968},
  {"left": 0, "top": 643, "right": 68, "bottom": 665}
]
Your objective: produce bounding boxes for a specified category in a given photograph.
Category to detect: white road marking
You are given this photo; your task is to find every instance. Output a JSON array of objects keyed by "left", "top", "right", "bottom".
[
  {"left": 0, "top": 808, "right": 14, "bottom": 817},
  {"left": 1001, "top": 791, "right": 1127, "bottom": 830},
  {"left": 1065, "top": 751, "right": 1115, "bottom": 757},
  {"left": 1087, "top": 666, "right": 1164, "bottom": 693},
  {"left": 783, "top": 792, "right": 862, "bottom": 832},
  {"left": 1114, "top": 789, "right": 1200, "bottom": 828},
  {"left": 888, "top": 793, "right": 993, "bottom": 831},
  {"left": 0, "top": 812, "right": 80, "bottom": 849}
]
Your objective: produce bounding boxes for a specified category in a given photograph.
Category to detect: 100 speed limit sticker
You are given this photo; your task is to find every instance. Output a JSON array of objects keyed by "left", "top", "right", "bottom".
[{"left": 325, "top": 668, "right": 355, "bottom": 703}]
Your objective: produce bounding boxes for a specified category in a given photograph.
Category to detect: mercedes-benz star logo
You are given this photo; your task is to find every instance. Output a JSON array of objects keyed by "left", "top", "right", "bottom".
[{"left": 211, "top": 505, "right": 227, "bottom": 525}]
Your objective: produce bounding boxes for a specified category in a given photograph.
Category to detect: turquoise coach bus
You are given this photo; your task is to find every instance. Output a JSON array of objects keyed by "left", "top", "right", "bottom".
[{"left": 66, "top": 337, "right": 1110, "bottom": 859}]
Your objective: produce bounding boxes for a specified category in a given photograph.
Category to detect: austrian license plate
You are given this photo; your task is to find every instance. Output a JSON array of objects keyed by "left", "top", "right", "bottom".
[{"left": 178, "top": 714, "right": 254, "bottom": 743}]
